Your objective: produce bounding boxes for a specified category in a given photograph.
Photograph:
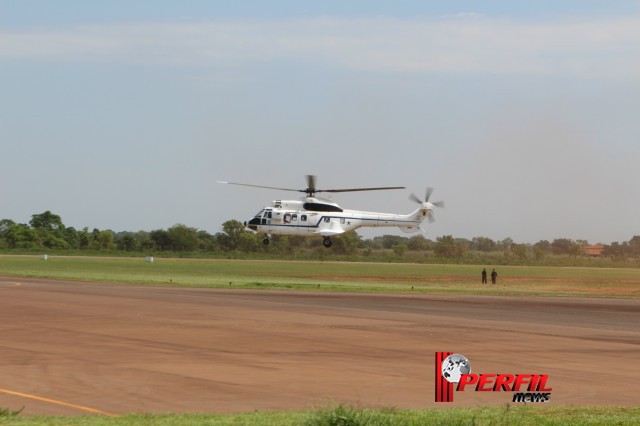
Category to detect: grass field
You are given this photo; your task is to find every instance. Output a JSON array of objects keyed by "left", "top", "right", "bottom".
[
  {"left": 1, "top": 255, "right": 640, "bottom": 297},
  {"left": 1, "top": 405, "right": 640, "bottom": 425}
]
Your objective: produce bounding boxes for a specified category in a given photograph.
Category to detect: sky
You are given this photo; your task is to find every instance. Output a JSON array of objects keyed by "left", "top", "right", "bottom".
[{"left": 1, "top": 1, "right": 639, "bottom": 244}]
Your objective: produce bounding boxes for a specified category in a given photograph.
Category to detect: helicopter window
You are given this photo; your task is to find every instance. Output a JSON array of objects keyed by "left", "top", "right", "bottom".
[
  {"left": 292, "top": 214, "right": 297, "bottom": 222},
  {"left": 301, "top": 215, "right": 307, "bottom": 222},
  {"left": 303, "top": 202, "right": 343, "bottom": 212},
  {"left": 265, "top": 212, "right": 272, "bottom": 219},
  {"left": 284, "top": 213, "right": 291, "bottom": 224},
  {"left": 324, "top": 217, "right": 330, "bottom": 223}
]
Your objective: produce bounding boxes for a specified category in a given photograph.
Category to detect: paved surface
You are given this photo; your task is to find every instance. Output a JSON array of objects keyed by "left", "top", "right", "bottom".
[{"left": 1, "top": 276, "right": 639, "bottom": 415}]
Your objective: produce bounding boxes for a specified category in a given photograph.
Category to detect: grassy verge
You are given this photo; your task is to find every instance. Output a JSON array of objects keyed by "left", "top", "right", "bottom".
[
  {"left": 3, "top": 245, "right": 640, "bottom": 268},
  {"left": 1, "top": 256, "right": 640, "bottom": 297},
  {"left": 1, "top": 405, "right": 639, "bottom": 425}
]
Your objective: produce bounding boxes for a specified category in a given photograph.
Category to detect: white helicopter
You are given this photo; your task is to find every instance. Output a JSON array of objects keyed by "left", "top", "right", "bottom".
[{"left": 217, "top": 175, "right": 443, "bottom": 248}]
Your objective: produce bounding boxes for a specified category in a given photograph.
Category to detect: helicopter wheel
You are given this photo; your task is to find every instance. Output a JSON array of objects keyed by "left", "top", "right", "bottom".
[
  {"left": 263, "top": 236, "right": 270, "bottom": 245},
  {"left": 323, "top": 237, "right": 332, "bottom": 248}
]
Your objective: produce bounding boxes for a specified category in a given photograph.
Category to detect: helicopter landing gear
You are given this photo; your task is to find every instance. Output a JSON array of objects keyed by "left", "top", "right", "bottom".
[
  {"left": 323, "top": 237, "right": 332, "bottom": 248},
  {"left": 263, "top": 236, "right": 270, "bottom": 245}
]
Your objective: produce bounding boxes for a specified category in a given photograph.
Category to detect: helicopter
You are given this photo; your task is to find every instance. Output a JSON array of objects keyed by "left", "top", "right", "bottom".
[{"left": 217, "top": 175, "right": 443, "bottom": 248}]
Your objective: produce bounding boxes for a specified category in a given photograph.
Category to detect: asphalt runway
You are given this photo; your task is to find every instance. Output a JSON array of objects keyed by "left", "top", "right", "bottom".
[{"left": 1, "top": 276, "right": 639, "bottom": 415}]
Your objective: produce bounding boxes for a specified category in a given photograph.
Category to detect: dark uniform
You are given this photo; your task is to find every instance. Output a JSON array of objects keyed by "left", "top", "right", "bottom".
[
  {"left": 491, "top": 268, "right": 497, "bottom": 284},
  {"left": 482, "top": 268, "right": 487, "bottom": 284}
]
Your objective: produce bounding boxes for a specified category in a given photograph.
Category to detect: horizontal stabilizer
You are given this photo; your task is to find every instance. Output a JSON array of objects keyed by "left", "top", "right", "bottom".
[{"left": 399, "top": 225, "right": 421, "bottom": 234}]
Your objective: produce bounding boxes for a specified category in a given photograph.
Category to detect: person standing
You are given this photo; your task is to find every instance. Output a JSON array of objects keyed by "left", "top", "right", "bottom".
[
  {"left": 482, "top": 268, "right": 487, "bottom": 284},
  {"left": 491, "top": 268, "right": 498, "bottom": 284}
]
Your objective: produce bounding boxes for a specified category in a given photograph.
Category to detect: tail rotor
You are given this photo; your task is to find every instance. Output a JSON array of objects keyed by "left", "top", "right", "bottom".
[{"left": 409, "top": 187, "right": 444, "bottom": 223}]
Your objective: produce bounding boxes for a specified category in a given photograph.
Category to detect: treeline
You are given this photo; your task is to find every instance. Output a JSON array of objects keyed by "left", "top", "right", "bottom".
[{"left": 1, "top": 211, "right": 640, "bottom": 263}]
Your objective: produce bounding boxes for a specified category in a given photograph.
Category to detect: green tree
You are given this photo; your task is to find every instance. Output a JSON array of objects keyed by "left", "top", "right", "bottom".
[
  {"left": 197, "top": 230, "right": 217, "bottom": 252},
  {"left": 0, "top": 219, "right": 16, "bottom": 236},
  {"left": 511, "top": 243, "right": 528, "bottom": 259},
  {"left": 551, "top": 238, "right": 573, "bottom": 256},
  {"left": 268, "top": 235, "right": 290, "bottom": 254},
  {"left": 30, "top": 211, "right": 64, "bottom": 231},
  {"left": 497, "top": 237, "right": 513, "bottom": 253},
  {"left": 167, "top": 224, "right": 200, "bottom": 252},
  {"left": 116, "top": 232, "right": 138, "bottom": 251},
  {"left": 373, "top": 235, "right": 408, "bottom": 249},
  {"left": 4, "top": 223, "right": 39, "bottom": 248},
  {"left": 63, "top": 227, "right": 80, "bottom": 249},
  {"left": 533, "top": 240, "right": 551, "bottom": 253},
  {"left": 471, "top": 236, "right": 496, "bottom": 252},
  {"left": 330, "top": 232, "right": 362, "bottom": 255},
  {"left": 237, "top": 232, "right": 259, "bottom": 252},
  {"left": 222, "top": 220, "right": 246, "bottom": 239},
  {"left": 392, "top": 243, "right": 407, "bottom": 257},
  {"left": 36, "top": 227, "right": 68, "bottom": 248},
  {"left": 455, "top": 238, "right": 471, "bottom": 252},
  {"left": 150, "top": 229, "right": 171, "bottom": 251},
  {"left": 28, "top": 211, "right": 67, "bottom": 248},
  {"left": 532, "top": 245, "right": 546, "bottom": 260},
  {"left": 407, "top": 235, "right": 431, "bottom": 251},
  {"left": 603, "top": 242, "right": 626, "bottom": 259},
  {"left": 434, "top": 235, "right": 464, "bottom": 258},
  {"left": 78, "top": 227, "right": 91, "bottom": 249},
  {"left": 551, "top": 238, "right": 583, "bottom": 257},
  {"left": 95, "top": 230, "right": 114, "bottom": 250},
  {"left": 218, "top": 219, "right": 253, "bottom": 252},
  {"left": 0, "top": 219, "right": 16, "bottom": 248},
  {"left": 628, "top": 236, "right": 640, "bottom": 258},
  {"left": 136, "top": 231, "right": 155, "bottom": 251}
]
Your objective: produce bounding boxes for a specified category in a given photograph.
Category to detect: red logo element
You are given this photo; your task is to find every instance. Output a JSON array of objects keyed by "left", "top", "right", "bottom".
[
  {"left": 456, "top": 374, "right": 552, "bottom": 392},
  {"left": 435, "top": 351, "right": 454, "bottom": 402},
  {"left": 435, "top": 352, "right": 553, "bottom": 403}
]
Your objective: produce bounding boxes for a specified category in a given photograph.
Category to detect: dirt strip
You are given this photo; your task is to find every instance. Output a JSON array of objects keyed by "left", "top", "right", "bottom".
[{"left": 1, "top": 276, "right": 639, "bottom": 415}]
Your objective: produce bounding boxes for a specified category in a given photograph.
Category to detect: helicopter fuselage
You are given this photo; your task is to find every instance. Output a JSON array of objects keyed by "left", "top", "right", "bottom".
[{"left": 245, "top": 197, "right": 429, "bottom": 238}]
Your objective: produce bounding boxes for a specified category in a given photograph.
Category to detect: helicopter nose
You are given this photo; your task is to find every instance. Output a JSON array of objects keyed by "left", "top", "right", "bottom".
[{"left": 246, "top": 217, "right": 260, "bottom": 231}]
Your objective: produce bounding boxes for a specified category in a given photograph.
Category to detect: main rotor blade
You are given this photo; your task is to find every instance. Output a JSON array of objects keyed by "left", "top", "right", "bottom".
[
  {"left": 217, "top": 181, "right": 302, "bottom": 193},
  {"left": 431, "top": 201, "right": 445, "bottom": 208},
  {"left": 320, "top": 186, "right": 405, "bottom": 193},
  {"left": 219, "top": 176, "right": 405, "bottom": 196}
]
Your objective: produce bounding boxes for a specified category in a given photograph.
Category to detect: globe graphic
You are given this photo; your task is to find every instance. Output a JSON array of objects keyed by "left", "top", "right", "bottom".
[{"left": 441, "top": 354, "right": 471, "bottom": 383}]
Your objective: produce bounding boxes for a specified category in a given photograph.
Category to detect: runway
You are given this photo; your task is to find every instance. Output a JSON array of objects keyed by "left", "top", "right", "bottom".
[{"left": 1, "top": 276, "right": 639, "bottom": 415}]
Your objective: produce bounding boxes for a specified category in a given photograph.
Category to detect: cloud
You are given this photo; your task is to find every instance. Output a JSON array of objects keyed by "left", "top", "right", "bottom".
[{"left": 1, "top": 15, "right": 640, "bottom": 79}]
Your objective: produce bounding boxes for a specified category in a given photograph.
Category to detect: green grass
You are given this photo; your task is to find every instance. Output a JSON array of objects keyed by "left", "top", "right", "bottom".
[
  {"left": 1, "top": 256, "right": 640, "bottom": 297},
  {"left": 1, "top": 405, "right": 639, "bottom": 425}
]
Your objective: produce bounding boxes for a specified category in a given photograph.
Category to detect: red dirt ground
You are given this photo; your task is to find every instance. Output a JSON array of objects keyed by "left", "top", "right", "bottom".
[{"left": 1, "top": 276, "right": 639, "bottom": 416}]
